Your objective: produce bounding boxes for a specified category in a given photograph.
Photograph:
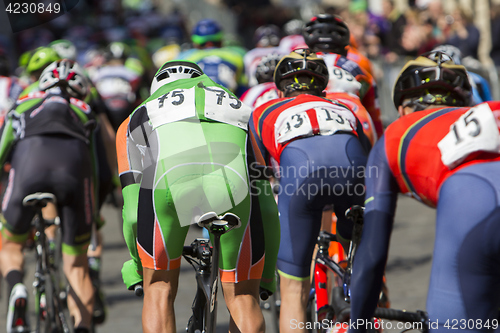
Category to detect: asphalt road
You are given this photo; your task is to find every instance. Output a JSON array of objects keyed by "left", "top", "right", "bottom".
[{"left": 0, "top": 195, "right": 435, "bottom": 332}]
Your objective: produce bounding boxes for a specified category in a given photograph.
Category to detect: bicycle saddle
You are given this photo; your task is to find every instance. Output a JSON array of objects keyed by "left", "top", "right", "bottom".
[
  {"left": 197, "top": 211, "right": 241, "bottom": 229},
  {"left": 22, "top": 192, "right": 57, "bottom": 208}
]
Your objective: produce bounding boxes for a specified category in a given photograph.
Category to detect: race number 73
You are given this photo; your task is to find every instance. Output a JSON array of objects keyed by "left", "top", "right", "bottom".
[{"left": 438, "top": 104, "right": 500, "bottom": 168}]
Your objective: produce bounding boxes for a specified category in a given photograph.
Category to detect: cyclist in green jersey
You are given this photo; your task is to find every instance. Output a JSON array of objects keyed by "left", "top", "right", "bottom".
[
  {"left": 117, "top": 60, "right": 279, "bottom": 333},
  {"left": 0, "top": 59, "right": 96, "bottom": 333}
]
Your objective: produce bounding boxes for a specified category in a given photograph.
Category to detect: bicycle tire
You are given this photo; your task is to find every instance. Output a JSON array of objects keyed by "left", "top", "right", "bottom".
[{"left": 44, "top": 238, "right": 73, "bottom": 333}]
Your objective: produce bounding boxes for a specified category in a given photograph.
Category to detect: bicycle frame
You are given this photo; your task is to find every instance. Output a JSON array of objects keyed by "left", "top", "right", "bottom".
[
  {"left": 311, "top": 231, "right": 346, "bottom": 323},
  {"left": 24, "top": 193, "right": 71, "bottom": 333},
  {"left": 309, "top": 206, "right": 430, "bottom": 333},
  {"left": 184, "top": 214, "right": 241, "bottom": 333}
]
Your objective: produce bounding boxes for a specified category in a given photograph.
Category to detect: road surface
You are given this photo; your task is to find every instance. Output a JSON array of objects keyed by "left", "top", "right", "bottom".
[{"left": 0, "top": 195, "right": 435, "bottom": 332}]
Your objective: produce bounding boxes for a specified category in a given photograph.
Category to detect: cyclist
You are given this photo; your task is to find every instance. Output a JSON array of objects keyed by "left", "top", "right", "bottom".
[
  {"left": 18, "top": 44, "right": 116, "bottom": 324},
  {"left": 117, "top": 60, "right": 275, "bottom": 333},
  {"left": 430, "top": 44, "right": 493, "bottom": 105},
  {"left": 249, "top": 49, "right": 370, "bottom": 333},
  {"left": 303, "top": 14, "right": 384, "bottom": 138},
  {"left": 23, "top": 46, "right": 61, "bottom": 88},
  {"left": 0, "top": 60, "right": 96, "bottom": 333},
  {"left": 48, "top": 39, "right": 78, "bottom": 62},
  {"left": 89, "top": 42, "right": 143, "bottom": 131},
  {"left": 179, "top": 19, "right": 246, "bottom": 96},
  {"left": 279, "top": 18, "right": 307, "bottom": 54},
  {"left": 0, "top": 51, "right": 25, "bottom": 128},
  {"left": 349, "top": 52, "right": 500, "bottom": 332},
  {"left": 244, "top": 25, "right": 283, "bottom": 87},
  {"left": 241, "top": 53, "right": 282, "bottom": 108}
]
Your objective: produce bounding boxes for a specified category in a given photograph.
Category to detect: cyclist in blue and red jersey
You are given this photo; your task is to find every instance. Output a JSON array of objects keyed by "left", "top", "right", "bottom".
[
  {"left": 249, "top": 49, "right": 370, "bottom": 333},
  {"left": 349, "top": 52, "right": 500, "bottom": 332}
]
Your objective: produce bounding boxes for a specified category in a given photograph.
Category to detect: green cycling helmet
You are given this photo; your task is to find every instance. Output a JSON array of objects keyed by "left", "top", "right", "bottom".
[{"left": 26, "top": 47, "right": 61, "bottom": 74}]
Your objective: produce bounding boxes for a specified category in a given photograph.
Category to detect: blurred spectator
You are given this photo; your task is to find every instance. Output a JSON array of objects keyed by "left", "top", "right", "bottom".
[
  {"left": 378, "top": 0, "right": 407, "bottom": 63},
  {"left": 444, "top": 7, "right": 480, "bottom": 60},
  {"left": 490, "top": 4, "right": 500, "bottom": 67},
  {"left": 425, "top": 0, "right": 447, "bottom": 44}
]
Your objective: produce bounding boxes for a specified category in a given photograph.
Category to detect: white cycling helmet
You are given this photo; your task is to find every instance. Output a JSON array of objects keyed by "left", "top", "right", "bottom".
[
  {"left": 150, "top": 60, "right": 204, "bottom": 95},
  {"left": 39, "top": 59, "right": 89, "bottom": 99}
]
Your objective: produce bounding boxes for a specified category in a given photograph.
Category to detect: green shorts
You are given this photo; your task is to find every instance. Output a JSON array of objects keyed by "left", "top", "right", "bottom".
[{"left": 136, "top": 120, "right": 265, "bottom": 282}]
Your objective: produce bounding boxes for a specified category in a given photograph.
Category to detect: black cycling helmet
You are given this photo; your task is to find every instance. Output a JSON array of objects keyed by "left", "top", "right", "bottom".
[
  {"left": 274, "top": 48, "right": 329, "bottom": 96},
  {"left": 303, "top": 14, "right": 350, "bottom": 55},
  {"left": 393, "top": 51, "right": 472, "bottom": 111},
  {"left": 255, "top": 53, "right": 282, "bottom": 84}
]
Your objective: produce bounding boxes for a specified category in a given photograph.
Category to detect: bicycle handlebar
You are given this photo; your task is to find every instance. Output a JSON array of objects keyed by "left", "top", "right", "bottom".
[{"left": 133, "top": 283, "right": 143, "bottom": 297}]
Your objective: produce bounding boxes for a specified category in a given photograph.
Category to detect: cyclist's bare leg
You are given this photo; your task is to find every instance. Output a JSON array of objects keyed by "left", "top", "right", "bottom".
[
  {"left": 279, "top": 276, "right": 309, "bottom": 333},
  {"left": 142, "top": 267, "right": 179, "bottom": 333},
  {"left": 63, "top": 253, "right": 94, "bottom": 329},
  {"left": 42, "top": 202, "right": 58, "bottom": 240},
  {"left": 0, "top": 238, "right": 24, "bottom": 282},
  {"left": 222, "top": 279, "right": 264, "bottom": 333}
]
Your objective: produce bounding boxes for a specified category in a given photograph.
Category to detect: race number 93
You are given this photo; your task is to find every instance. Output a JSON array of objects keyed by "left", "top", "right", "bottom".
[{"left": 438, "top": 103, "right": 500, "bottom": 168}]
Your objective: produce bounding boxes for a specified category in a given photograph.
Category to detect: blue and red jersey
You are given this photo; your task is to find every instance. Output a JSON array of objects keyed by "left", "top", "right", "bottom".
[
  {"left": 249, "top": 94, "right": 360, "bottom": 166},
  {"left": 367, "top": 101, "right": 500, "bottom": 209}
]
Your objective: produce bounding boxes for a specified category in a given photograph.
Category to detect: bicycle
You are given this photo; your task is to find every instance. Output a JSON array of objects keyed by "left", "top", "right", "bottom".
[
  {"left": 23, "top": 192, "right": 72, "bottom": 333},
  {"left": 307, "top": 205, "right": 429, "bottom": 333},
  {"left": 132, "top": 211, "right": 241, "bottom": 333}
]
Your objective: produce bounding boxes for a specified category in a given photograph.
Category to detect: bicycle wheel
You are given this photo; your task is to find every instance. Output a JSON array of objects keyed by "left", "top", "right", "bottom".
[
  {"left": 44, "top": 236, "right": 73, "bottom": 333},
  {"left": 35, "top": 286, "right": 53, "bottom": 333}
]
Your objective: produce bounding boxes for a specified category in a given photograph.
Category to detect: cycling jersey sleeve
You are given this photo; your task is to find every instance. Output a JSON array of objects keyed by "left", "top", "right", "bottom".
[
  {"left": 248, "top": 116, "right": 269, "bottom": 167},
  {"left": 116, "top": 116, "right": 143, "bottom": 278},
  {"left": 349, "top": 137, "right": 399, "bottom": 332}
]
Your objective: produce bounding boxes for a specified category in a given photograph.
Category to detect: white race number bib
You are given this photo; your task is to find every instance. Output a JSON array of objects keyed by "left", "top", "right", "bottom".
[
  {"left": 275, "top": 102, "right": 355, "bottom": 145},
  {"left": 146, "top": 87, "right": 196, "bottom": 129},
  {"left": 438, "top": 103, "right": 500, "bottom": 168}
]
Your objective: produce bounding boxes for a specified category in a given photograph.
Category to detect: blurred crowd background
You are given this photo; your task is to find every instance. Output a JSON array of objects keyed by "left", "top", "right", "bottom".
[{"left": 1, "top": 0, "right": 499, "bottom": 125}]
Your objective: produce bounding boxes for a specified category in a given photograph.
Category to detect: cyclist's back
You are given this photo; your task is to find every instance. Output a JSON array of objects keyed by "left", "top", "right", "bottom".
[
  {"left": 350, "top": 53, "right": 500, "bottom": 332},
  {"left": 117, "top": 60, "right": 267, "bottom": 333},
  {"left": 249, "top": 49, "right": 369, "bottom": 333}
]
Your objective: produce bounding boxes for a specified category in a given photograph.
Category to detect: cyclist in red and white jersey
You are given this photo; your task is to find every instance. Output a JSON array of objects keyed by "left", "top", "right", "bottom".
[
  {"left": 303, "top": 14, "right": 384, "bottom": 138},
  {"left": 0, "top": 52, "right": 25, "bottom": 128},
  {"left": 244, "top": 25, "right": 283, "bottom": 88},
  {"left": 241, "top": 53, "right": 281, "bottom": 109}
]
